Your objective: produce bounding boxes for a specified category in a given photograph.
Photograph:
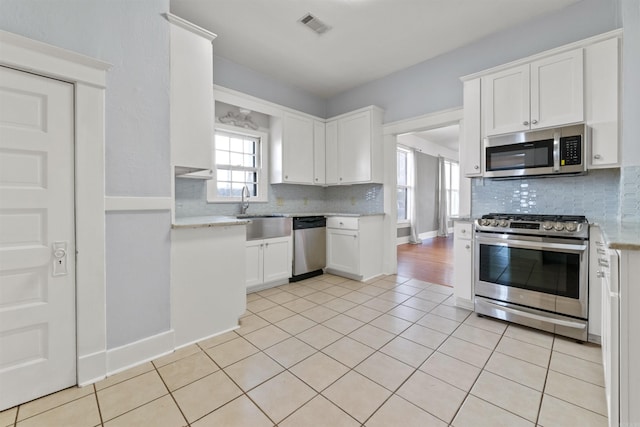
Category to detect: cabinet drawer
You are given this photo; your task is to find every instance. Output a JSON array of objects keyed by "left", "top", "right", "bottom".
[
  {"left": 327, "top": 217, "right": 359, "bottom": 230},
  {"left": 454, "top": 222, "right": 473, "bottom": 239}
]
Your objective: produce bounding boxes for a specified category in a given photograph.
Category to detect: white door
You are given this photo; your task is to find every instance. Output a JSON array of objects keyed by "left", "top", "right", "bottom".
[{"left": 0, "top": 66, "right": 76, "bottom": 410}]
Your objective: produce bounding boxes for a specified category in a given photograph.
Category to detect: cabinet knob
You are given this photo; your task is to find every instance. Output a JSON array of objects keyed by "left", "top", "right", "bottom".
[
  {"left": 474, "top": 165, "right": 479, "bottom": 170},
  {"left": 523, "top": 121, "right": 529, "bottom": 126},
  {"left": 461, "top": 229, "right": 466, "bottom": 234},
  {"left": 315, "top": 178, "right": 318, "bottom": 181},
  {"left": 531, "top": 119, "right": 538, "bottom": 125},
  {"left": 285, "top": 175, "right": 288, "bottom": 179},
  {"left": 339, "top": 177, "right": 343, "bottom": 181},
  {"left": 465, "top": 244, "right": 470, "bottom": 249},
  {"left": 594, "top": 154, "right": 602, "bottom": 160}
]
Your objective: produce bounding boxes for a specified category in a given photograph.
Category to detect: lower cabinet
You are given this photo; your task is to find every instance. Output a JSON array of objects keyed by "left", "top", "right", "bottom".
[
  {"left": 171, "top": 225, "right": 246, "bottom": 348},
  {"left": 246, "top": 236, "right": 291, "bottom": 291},
  {"left": 326, "top": 216, "right": 383, "bottom": 281},
  {"left": 453, "top": 221, "right": 474, "bottom": 309}
]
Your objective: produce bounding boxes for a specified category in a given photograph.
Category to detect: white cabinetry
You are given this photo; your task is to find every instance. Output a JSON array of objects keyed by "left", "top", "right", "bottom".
[
  {"left": 585, "top": 37, "right": 620, "bottom": 168},
  {"left": 313, "top": 120, "right": 326, "bottom": 185},
  {"left": 171, "top": 225, "right": 245, "bottom": 348},
  {"left": 453, "top": 221, "right": 474, "bottom": 309},
  {"left": 482, "top": 49, "right": 583, "bottom": 136},
  {"left": 270, "top": 112, "right": 315, "bottom": 184},
  {"left": 589, "top": 226, "right": 605, "bottom": 342},
  {"left": 246, "top": 236, "right": 291, "bottom": 292},
  {"left": 326, "top": 216, "right": 383, "bottom": 281},
  {"left": 462, "top": 79, "right": 482, "bottom": 177},
  {"left": 325, "top": 107, "right": 384, "bottom": 185},
  {"left": 167, "top": 14, "right": 216, "bottom": 172}
]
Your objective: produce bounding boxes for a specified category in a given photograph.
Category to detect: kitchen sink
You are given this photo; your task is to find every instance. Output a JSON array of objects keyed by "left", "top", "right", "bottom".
[{"left": 240, "top": 216, "right": 292, "bottom": 241}]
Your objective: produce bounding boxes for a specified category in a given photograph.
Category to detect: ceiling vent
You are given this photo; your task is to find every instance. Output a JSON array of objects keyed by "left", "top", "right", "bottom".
[{"left": 299, "top": 13, "right": 331, "bottom": 35}]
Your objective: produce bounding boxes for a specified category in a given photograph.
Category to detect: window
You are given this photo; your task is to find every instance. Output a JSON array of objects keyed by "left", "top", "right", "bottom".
[
  {"left": 207, "top": 126, "right": 268, "bottom": 202},
  {"left": 397, "top": 148, "right": 410, "bottom": 223},
  {"left": 444, "top": 160, "right": 459, "bottom": 217}
]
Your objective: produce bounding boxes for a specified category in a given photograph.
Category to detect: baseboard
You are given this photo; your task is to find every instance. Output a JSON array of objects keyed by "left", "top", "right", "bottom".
[
  {"left": 174, "top": 325, "right": 239, "bottom": 351},
  {"left": 419, "top": 230, "right": 438, "bottom": 240},
  {"left": 246, "top": 278, "right": 289, "bottom": 294},
  {"left": 106, "top": 329, "right": 175, "bottom": 376},
  {"left": 396, "top": 236, "right": 410, "bottom": 245},
  {"left": 455, "top": 297, "right": 474, "bottom": 310},
  {"left": 77, "top": 350, "right": 107, "bottom": 386}
]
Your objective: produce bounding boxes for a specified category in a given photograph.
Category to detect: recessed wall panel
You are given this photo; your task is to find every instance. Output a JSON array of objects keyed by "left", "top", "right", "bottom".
[
  {"left": 0, "top": 324, "right": 48, "bottom": 372},
  {"left": 0, "top": 149, "right": 47, "bottom": 188}
]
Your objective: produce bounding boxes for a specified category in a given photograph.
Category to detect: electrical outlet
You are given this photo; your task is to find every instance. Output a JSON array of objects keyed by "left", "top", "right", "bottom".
[
  {"left": 350, "top": 197, "right": 356, "bottom": 206},
  {"left": 277, "top": 197, "right": 284, "bottom": 206},
  {"left": 304, "top": 197, "right": 308, "bottom": 206}
]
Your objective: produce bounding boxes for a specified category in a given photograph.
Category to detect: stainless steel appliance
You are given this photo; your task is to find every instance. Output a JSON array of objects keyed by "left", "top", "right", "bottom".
[
  {"left": 291, "top": 216, "right": 326, "bottom": 282},
  {"left": 484, "top": 124, "right": 586, "bottom": 178},
  {"left": 474, "top": 213, "right": 590, "bottom": 341}
]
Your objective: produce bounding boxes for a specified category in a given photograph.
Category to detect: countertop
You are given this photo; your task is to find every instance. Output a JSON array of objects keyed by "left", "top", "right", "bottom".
[
  {"left": 592, "top": 220, "right": 640, "bottom": 251},
  {"left": 172, "top": 216, "right": 250, "bottom": 229},
  {"left": 172, "top": 212, "right": 385, "bottom": 229}
]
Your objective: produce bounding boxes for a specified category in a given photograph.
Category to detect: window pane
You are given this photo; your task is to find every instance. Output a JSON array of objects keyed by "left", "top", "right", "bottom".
[
  {"left": 216, "top": 150, "right": 230, "bottom": 166},
  {"left": 245, "top": 139, "right": 255, "bottom": 154},
  {"left": 397, "top": 188, "right": 407, "bottom": 221},
  {"left": 445, "top": 162, "right": 451, "bottom": 188},
  {"left": 217, "top": 182, "right": 230, "bottom": 197},
  {"left": 452, "top": 163, "right": 460, "bottom": 189},
  {"left": 244, "top": 154, "right": 255, "bottom": 168},
  {"left": 215, "top": 134, "right": 229, "bottom": 151},
  {"left": 231, "top": 170, "right": 246, "bottom": 183},
  {"left": 397, "top": 151, "right": 407, "bottom": 185},
  {"left": 217, "top": 169, "right": 230, "bottom": 182},
  {"left": 229, "top": 151, "right": 243, "bottom": 166},
  {"left": 231, "top": 183, "right": 246, "bottom": 197},
  {"left": 229, "top": 136, "right": 244, "bottom": 153}
]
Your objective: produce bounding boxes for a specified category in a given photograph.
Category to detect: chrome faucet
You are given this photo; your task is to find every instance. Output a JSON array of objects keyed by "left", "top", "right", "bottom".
[{"left": 240, "top": 185, "right": 250, "bottom": 214}]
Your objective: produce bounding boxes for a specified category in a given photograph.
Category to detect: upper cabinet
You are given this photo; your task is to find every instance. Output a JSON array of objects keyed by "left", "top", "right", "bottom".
[
  {"left": 462, "top": 79, "right": 482, "bottom": 177},
  {"left": 585, "top": 38, "right": 619, "bottom": 168},
  {"left": 324, "top": 120, "right": 339, "bottom": 185},
  {"left": 313, "top": 120, "right": 326, "bottom": 185},
  {"left": 482, "top": 49, "right": 584, "bottom": 137},
  {"left": 167, "top": 14, "right": 217, "bottom": 173},
  {"left": 328, "top": 107, "right": 384, "bottom": 185},
  {"left": 270, "top": 112, "right": 315, "bottom": 184}
]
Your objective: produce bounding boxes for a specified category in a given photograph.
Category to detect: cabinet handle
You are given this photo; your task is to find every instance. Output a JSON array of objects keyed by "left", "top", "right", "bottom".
[
  {"left": 265, "top": 242, "right": 269, "bottom": 247},
  {"left": 594, "top": 154, "right": 602, "bottom": 160},
  {"left": 531, "top": 119, "right": 538, "bottom": 125},
  {"left": 523, "top": 121, "right": 529, "bottom": 126}
]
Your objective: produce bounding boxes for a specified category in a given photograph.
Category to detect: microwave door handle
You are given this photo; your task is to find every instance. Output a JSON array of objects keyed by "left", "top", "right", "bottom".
[{"left": 553, "top": 131, "right": 560, "bottom": 172}]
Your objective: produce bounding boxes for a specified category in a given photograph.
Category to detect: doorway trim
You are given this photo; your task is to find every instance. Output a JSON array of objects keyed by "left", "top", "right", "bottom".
[
  {"left": 382, "top": 107, "right": 464, "bottom": 276},
  {"left": 0, "top": 30, "right": 110, "bottom": 385}
]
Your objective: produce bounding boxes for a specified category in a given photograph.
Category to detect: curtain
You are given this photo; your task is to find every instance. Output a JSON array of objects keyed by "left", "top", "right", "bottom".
[
  {"left": 437, "top": 156, "right": 449, "bottom": 237},
  {"left": 408, "top": 149, "right": 422, "bottom": 244}
]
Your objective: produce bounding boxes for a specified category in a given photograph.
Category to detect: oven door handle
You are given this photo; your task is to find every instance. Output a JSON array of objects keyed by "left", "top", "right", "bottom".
[
  {"left": 476, "top": 237, "right": 587, "bottom": 252},
  {"left": 479, "top": 299, "right": 587, "bottom": 330}
]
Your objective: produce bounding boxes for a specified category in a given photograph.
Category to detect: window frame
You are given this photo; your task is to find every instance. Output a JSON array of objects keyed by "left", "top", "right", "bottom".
[
  {"left": 444, "top": 159, "right": 460, "bottom": 217},
  {"left": 396, "top": 146, "right": 412, "bottom": 226},
  {"left": 207, "top": 123, "right": 269, "bottom": 203}
]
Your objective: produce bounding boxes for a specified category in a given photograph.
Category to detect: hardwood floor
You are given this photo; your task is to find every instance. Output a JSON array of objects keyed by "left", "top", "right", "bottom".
[{"left": 397, "top": 236, "right": 454, "bottom": 286}]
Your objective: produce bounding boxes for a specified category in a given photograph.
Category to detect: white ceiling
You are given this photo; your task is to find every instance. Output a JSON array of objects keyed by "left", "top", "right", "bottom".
[
  {"left": 171, "top": 0, "right": 580, "bottom": 98},
  {"left": 414, "top": 124, "right": 460, "bottom": 152}
]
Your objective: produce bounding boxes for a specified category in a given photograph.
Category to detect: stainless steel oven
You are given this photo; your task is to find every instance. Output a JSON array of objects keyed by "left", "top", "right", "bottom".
[{"left": 474, "top": 213, "right": 590, "bottom": 341}]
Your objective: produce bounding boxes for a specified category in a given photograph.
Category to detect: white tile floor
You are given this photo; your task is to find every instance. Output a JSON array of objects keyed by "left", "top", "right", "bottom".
[{"left": 0, "top": 274, "right": 607, "bottom": 427}]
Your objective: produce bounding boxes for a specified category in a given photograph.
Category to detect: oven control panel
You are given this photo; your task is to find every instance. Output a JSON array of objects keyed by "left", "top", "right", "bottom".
[{"left": 476, "top": 214, "right": 588, "bottom": 238}]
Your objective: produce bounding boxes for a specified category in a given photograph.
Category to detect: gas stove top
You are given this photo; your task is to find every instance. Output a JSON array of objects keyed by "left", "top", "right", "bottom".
[{"left": 475, "top": 213, "right": 589, "bottom": 238}]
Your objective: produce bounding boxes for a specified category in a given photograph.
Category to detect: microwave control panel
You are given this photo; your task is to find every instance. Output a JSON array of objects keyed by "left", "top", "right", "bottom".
[{"left": 560, "top": 135, "right": 582, "bottom": 166}]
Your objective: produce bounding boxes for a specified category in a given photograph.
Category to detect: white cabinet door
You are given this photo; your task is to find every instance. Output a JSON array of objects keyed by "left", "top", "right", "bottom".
[
  {"left": 263, "top": 237, "right": 291, "bottom": 283},
  {"left": 482, "top": 49, "right": 583, "bottom": 137},
  {"left": 462, "top": 79, "right": 482, "bottom": 177},
  {"left": 245, "top": 240, "right": 263, "bottom": 289},
  {"left": 531, "top": 49, "right": 584, "bottom": 130},
  {"left": 282, "top": 112, "right": 314, "bottom": 184},
  {"left": 327, "top": 228, "right": 360, "bottom": 276},
  {"left": 313, "top": 120, "right": 326, "bottom": 185},
  {"left": 453, "top": 222, "right": 473, "bottom": 307},
  {"left": 325, "top": 120, "right": 339, "bottom": 185},
  {"left": 585, "top": 37, "right": 619, "bottom": 168},
  {"left": 338, "top": 110, "right": 372, "bottom": 184},
  {"left": 169, "top": 15, "right": 215, "bottom": 170},
  {"left": 482, "top": 64, "right": 530, "bottom": 136}
]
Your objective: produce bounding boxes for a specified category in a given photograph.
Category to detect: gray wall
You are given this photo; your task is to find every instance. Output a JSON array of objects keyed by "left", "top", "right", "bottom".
[
  {"left": 0, "top": 0, "right": 173, "bottom": 350},
  {"left": 213, "top": 54, "right": 326, "bottom": 118},
  {"left": 327, "top": 0, "right": 621, "bottom": 122},
  {"left": 416, "top": 153, "right": 439, "bottom": 233}
]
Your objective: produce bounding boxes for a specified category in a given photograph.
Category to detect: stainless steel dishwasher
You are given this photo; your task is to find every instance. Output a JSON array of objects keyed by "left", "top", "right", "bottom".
[{"left": 291, "top": 216, "right": 326, "bottom": 282}]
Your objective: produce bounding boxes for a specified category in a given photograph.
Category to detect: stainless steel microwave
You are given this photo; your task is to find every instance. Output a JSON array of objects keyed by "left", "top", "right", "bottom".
[{"left": 484, "top": 124, "right": 586, "bottom": 178}]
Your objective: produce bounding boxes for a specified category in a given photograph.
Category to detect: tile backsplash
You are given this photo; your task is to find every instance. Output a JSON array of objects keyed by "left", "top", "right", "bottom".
[
  {"left": 175, "top": 179, "right": 384, "bottom": 218},
  {"left": 471, "top": 169, "right": 620, "bottom": 221},
  {"left": 621, "top": 165, "right": 640, "bottom": 221}
]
